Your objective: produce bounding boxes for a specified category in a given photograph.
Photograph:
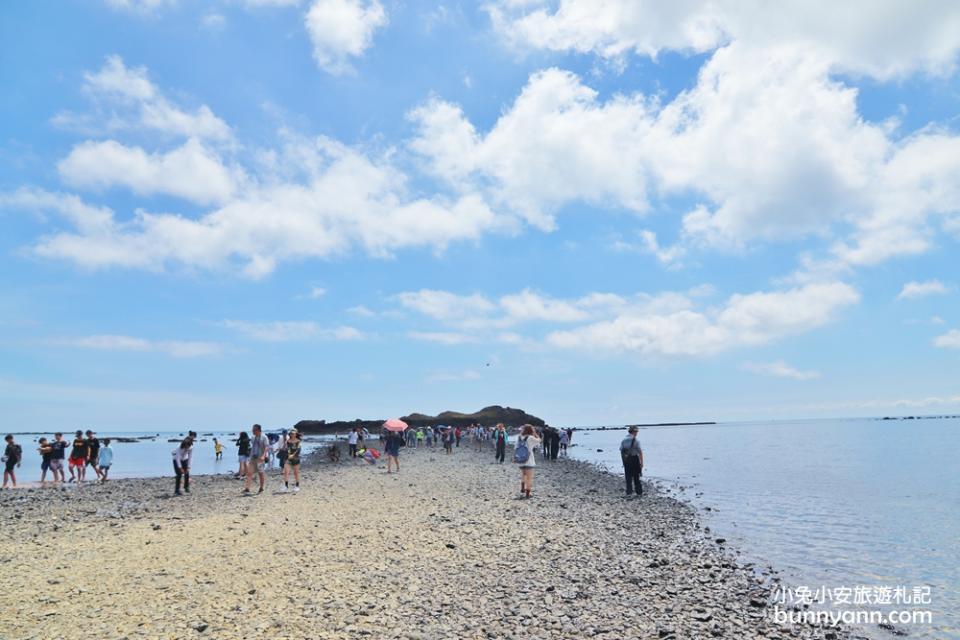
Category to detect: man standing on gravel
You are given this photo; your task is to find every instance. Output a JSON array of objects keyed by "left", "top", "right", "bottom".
[
  {"left": 494, "top": 424, "right": 508, "bottom": 464},
  {"left": 2, "top": 434, "right": 21, "bottom": 488},
  {"left": 245, "top": 424, "right": 270, "bottom": 495},
  {"left": 348, "top": 428, "right": 359, "bottom": 458},
  {"left": 619, "top": 427, "right": 644, "bottom": 497},
  {"left": 68, "top": 430, "right": 88, "bottom": 483},
  {"left": 85, "top": 429, "right": 102, "bottom": 481},
  {"left": 49, "top": 432, "right": 66, "bottom": 483}
]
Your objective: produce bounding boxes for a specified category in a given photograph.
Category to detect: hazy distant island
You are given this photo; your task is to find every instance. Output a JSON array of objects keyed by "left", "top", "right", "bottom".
[
  {"left": 579, "top": 422, "right": 717, "bottom": 431},
  {"left": 293, "top": 405, "right": 546, "bottom": 434}
]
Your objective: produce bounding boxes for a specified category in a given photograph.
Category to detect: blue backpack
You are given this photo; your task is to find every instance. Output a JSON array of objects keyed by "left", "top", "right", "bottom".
[{"left": 513, "top": 437, "right": 530, "bottom": 464}]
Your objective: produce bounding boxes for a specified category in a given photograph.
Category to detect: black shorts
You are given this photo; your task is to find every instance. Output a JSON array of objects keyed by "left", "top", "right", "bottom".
[{"left": 4, "top": 459, "right": 16, "bottom": 473}]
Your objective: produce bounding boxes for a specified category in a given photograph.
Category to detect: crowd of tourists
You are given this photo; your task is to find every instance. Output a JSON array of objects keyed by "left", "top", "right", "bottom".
[
  {"left": 3, "top": 421, "right": 644, "bottom": 499},
  {"left": 2, "top": 430, "right": 115, "bottom": 489}
]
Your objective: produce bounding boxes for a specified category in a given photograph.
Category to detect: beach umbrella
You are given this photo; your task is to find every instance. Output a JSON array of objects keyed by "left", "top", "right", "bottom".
[{"left": 383, "top": 418, "right": 408, "bottom": 432}]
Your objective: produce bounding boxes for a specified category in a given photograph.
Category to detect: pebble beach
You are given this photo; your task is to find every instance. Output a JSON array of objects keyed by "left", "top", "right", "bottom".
[{"left": 0, "top": 444, "right": 851, "bottom": 640}]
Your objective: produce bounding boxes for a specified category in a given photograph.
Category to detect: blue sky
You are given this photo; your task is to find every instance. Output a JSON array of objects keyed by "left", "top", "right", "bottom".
[{"left": 2, "top": 0, "right": 959, "bottom": 431}]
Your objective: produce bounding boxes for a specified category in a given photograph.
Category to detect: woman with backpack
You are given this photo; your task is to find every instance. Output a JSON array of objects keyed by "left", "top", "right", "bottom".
[
  {"left": 514, "top": 425, "right": 541, "bottom": 499},
  {"left": 2, "top": 434, "right": 22, "bottom": 488}
]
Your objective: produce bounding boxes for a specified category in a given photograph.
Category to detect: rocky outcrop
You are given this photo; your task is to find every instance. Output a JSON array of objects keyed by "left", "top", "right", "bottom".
[{"left": 293, "top": 405, "right": 545, "bottom": 434}]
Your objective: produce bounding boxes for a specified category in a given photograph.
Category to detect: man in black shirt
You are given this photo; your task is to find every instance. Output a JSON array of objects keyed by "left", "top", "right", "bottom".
[
  {"left": 85, "top": 430, "right": 102, "bottom": 481},
  {"left": 69, "top": 430, "right": 88, "bottom": 482},
  {"left": 38, "top": 437, "right": 53, "bottom": 486},
  {"left": 3, "top": 434, "right": 21, "bottom": 488},
  {"left": 49, "top": 432, "right": 67, "bottom": 483}
]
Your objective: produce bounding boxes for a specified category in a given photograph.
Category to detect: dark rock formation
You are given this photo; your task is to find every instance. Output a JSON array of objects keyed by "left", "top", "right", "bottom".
[{"left": 293, "top": 405, "right": 546, "bottom": 434}]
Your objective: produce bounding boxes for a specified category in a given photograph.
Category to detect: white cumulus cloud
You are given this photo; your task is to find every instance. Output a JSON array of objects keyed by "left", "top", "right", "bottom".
[
  {"left": 395, "top": 283, "right": 853, "bottom": 357},
  {"left": 64, "top": 334, "right": 223, "bottom": 358},
  {"left": 742, "top": 360, "right": 821, "bottom": 381},
  {"left": 408, "top": 331, "right": 479, "bottom": 345},
  {"left": 222, "top": 320, "right": 364, "bottom": 342},
  {"left": 897, "top": 279, "right": 949, "bottom": 300},
  {"left": 547, "top": 282, "right": 859, "bottom": 358},
  {"left": 933, "top": 329, "right": 960, "bottom": 349},
  {"left": 305, "top": 0, "right": 388, "bottom": 74},
  {"left": 409, "top": 51, "right": 960, "bottom": 266},
  {"left": 488, "top": 0, "right": 960, "bottom": 80},
  {"left": 8, "top": 135, "right": 503, "bottom": 277},
  {"left": 57, "top": 139, "right": 239, "bottom": 205},
  {"left": 105, "top": 0, "right": 176, "bottom": 14},
  {"left": 53, "top": 56, "right": 231, "bottom": 141}
]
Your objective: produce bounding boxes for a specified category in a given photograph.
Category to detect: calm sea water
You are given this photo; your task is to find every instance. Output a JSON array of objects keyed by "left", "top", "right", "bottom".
[
  {"left": 9, "top": 430, "right": 332, "bottom": 480},
  {"left": 569, "top": 418, "right": 960, "bottom": 639}
]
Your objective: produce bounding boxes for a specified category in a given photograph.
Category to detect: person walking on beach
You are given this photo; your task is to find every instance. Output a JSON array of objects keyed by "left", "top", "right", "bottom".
[
  {"left": 281, "top": 429, "right": 301, "bottom": 493},
  {"left": 69, "top": 430, "right": 88, "bottom": 483},
  {"left": 548, "top": 427, "right": 561, "bottom": 461},
  {"left": 385, "top": 430, "right": 402, "bottom": 474},
  {"left": 619, "top": 427, "right": 644, "bottom": 497},
  {"left": 494, "top": 424, "right": 508, "bottom": 464},
  {"left": 559, "top": 430, "right": 569, "bottom": 458},
  {"left": 214, "top": 438, "right": 223, "bottom": 461},
  {"left": 475, "top": 425, "right": 485, "bottom": 452},
  {"left": 172, "top": 437, "right": 193, "bottom": 496},
  {"left": 442, "top": 427, "right": 454, "bottom": 454},
  {"left": 49, "top": 433, "right": 66, "bottom": 484},
  {"left": 38, "top": 437, "right": 52, "bottom": 486},
  {"left": 348, "top": 428, "right": 359, "bottom": 458},
  {"left": 276, "top": 430, "right": 289, "bottom": 471},
  {"left": 514, "top": 425, "right": 541, "bottom": 498},
  {"left": 455, "top": 426, "right": 462, "bottom": 448},
  {"left": 2, "top": 434, "right": 22, "bottom": 488},
  {"left": 98, "top": 439, "right": 113, "bottom": 482},
  {"left": 236, "top": 431, "right": 250, "bottom": 479},
  {"left": 245, "top": 424, "right": 270, "bottom": 495},
  {"left": 405, "top": 427, "right": 416, "bottom": 448},
  {"left": 85, "top": 430, "right": 102, "bottom": 481}
]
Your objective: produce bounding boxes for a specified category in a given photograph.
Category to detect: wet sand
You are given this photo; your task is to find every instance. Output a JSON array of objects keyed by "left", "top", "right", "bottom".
[{"left": 0, "top": 444, "right": 849, "bottom": 639}]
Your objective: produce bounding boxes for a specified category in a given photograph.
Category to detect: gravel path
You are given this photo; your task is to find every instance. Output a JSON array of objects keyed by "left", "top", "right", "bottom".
[{"left": 0, "top": 444, "right": 850, "bottom": 639}]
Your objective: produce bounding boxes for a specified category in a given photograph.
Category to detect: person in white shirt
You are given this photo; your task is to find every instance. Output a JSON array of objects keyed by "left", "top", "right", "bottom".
[
  {"left": 515, "top": 425, "right": 542, "bottom": 499},
  {"left": 275, "top": 430, "right": 288, "bottom": 471},
  {"left": 98, "top": 439, "right": 114, "bottom": 482},
  {"left": 172, "top": 437, "right": 193, "bottom": 496},
  {"left": 348, "top": 428, "right": 359, "bottom": 458}
]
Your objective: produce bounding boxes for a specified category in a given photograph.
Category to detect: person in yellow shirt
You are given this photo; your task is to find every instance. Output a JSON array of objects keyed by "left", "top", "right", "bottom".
[{"left": 213, "top": 438, "right": 224, "bottom": 461}]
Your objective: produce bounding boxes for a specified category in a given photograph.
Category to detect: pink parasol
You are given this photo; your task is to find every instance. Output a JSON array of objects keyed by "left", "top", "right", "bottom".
[{"left": 383, "top": 418, "right": 408, "bottom": 432}]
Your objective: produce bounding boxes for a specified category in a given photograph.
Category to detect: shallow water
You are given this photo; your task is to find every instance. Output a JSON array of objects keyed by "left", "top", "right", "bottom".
[
  {"left": 568, "top": 418, "right": 960, "bottom": 639},
  {"left": 8, "top": 430, "right": 332, "bottom": 480}
]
